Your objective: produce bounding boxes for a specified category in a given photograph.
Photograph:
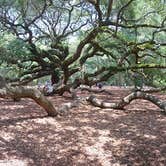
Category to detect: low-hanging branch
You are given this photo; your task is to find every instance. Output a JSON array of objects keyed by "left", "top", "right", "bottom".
[
  {"left": 109, "top": 64, "right": 166, "bottom": 71},
  {"left": 0, "top": 86, "right": 58, "bottom": 117},
  {"left": 87, "top": 91, "right": 166, "bottom": 112},
  {"left": 85, "top": 64, "right": 166, "bottom": 79}
]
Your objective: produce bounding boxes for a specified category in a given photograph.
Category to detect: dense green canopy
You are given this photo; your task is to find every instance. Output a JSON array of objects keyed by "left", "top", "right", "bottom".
[{"left": 0, "top": 0, "right": 165, "bottom": 88}]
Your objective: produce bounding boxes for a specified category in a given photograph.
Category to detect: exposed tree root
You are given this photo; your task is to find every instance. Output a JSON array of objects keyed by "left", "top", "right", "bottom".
[
  {"left": 56, "top": 90, "right": 87, "bottom": 116},
  {"left": 0, "top": 86, "right": 58, "bottom": 117},
  {"left": 57, "top": 100, "right": 80, "bottom": 116},
  {"left": 87, "top": 91, "right": 166, "bottom": 112}
]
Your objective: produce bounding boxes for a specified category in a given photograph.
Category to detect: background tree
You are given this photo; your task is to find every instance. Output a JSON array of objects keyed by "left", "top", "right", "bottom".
[{"left": 0, "top": 0, "right": 165, "bottom": 115}]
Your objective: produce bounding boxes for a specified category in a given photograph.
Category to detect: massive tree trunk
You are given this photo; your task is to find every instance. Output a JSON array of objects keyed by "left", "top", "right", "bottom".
[
  {"left": 87, "top": 91, "right": 166, "bottom": 112},
  {"left": 0, "top": 86, "right": 58, "bottom": 117}
]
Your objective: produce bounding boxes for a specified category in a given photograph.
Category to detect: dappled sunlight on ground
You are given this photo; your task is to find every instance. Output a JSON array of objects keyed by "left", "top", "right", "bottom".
[
  {"left": 0, "top": 87, "right": 165, "bottom": 165},
  {"left": 0, "top": 159, "right": 30, "bottom": 166}
]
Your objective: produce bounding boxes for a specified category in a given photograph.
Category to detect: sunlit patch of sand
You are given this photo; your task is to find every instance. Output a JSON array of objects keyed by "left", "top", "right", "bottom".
[
  {"left": 0, "top": 159, "right": 30, "bottom": 166},
  {"left": 0, "top": 132, "right": 14, "bottom": 141},
  {"left": 34, "top": 117, "right": 62, "bottom": 128},
  {"left": 82, "top": 129, "right": 130, "bottom": 166},
  {"left": 1, "top": 105, "right": 25, "bottom": 110},
  {"left": 64, "top": 126, "right": 77, "bottom": 131},
  {"left": 143, "top": 134, "right": 157, "bottom": 139}
]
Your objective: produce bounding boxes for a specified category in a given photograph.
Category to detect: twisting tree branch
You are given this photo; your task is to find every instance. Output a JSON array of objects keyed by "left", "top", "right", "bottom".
[
  {"left": 0, "top": 85, "right": 58, "bottom": 116},
  {"left": 87, "top": 92, "right": 166, "bottom": 111}
]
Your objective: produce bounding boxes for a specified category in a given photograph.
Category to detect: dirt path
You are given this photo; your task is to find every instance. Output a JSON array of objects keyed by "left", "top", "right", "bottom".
[{"left": 0, "top": 87, "right": 166, "bottom": 166}]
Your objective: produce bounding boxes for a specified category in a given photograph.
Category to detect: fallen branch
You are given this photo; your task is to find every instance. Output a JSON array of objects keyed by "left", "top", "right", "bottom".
[
  {"left": 87, "top": 91, "right": 166, "bottom": 112},
  {"left": 0, "top": 86, "right": 58, "bottom": 117}
]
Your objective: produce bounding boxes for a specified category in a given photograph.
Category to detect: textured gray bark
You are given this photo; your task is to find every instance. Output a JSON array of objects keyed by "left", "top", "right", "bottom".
[
  {"left": 87, "top": 91, "right": 166, "bottom": 112},
  {"left": 0, "top": 86, "right": 58, "bottom": 116}
]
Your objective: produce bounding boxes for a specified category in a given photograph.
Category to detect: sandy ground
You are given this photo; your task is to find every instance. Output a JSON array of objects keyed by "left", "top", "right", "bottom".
[{"left": 0, "top": 87, "right": 166, "bottom": 166}]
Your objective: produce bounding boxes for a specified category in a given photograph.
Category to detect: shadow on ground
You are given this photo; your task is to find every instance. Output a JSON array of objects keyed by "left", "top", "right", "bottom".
[{"left": 0, "top": 87, "right": 166, "bottom": 166}]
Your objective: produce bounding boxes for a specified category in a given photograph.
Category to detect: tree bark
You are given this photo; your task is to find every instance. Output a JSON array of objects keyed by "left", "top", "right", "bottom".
[
  {"left": 140, "top": 86, "right": 166, "bottom": 93},
  {"left": 0, "top": 86, "right": 58, "bottom": 117},
  {"left": 87, "top": 91, "right": 166, "bottom": 112}
]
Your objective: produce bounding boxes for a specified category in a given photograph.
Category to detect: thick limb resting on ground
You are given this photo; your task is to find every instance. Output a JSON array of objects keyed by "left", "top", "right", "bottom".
[
  {"left": 140, "top": 86, "right": 166, "bottom": 93},
  {"left": 87, "top": 91, "right": 166, "bottom": 112},
  {"left": 0, "top": 86, "right": 58, "bottom": 117}
]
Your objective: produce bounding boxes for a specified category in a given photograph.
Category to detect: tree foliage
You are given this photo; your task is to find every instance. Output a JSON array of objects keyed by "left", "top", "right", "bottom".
[{"left": 0, "top": 0, "right": 165, "bottom": 90}]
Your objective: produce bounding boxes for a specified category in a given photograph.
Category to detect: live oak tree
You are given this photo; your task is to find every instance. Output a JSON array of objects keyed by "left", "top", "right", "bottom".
[{"left": 0, "top": 0, "right": 165, "bottom": 116}]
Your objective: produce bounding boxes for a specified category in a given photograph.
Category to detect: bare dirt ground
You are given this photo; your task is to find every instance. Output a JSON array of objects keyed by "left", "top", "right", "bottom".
[{"left": 0, "top": 87, "right": 166, "bottom": 166}]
